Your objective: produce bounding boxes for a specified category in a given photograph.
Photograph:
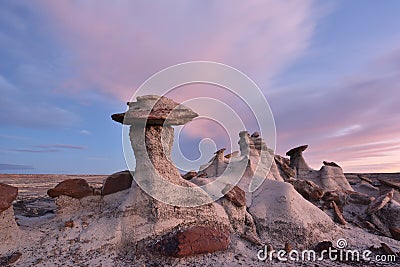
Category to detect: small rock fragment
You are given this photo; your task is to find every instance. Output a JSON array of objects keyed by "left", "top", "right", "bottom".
[
  {"left": 366, "top": 189, "right": 394, "bottom": 214},
  {"left": 65, "top": 220, "right": 74, "bottom": 228},
  {"left": 222, "top": 185, "right": 246, "bottom": 207},
  {"left": 331, "top": 201, "right": 347, "bottom": 225},
  {"left": 389, "top": 227, "right": 400, "bottom": 241},
  {"left": 181, "top": 170, "right": 197, "bottom": 180}
]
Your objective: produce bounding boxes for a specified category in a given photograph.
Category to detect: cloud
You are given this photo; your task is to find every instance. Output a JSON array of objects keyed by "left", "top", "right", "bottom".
[
  {"left": 9, "top": 143, "right": 87, "bottom": 153},
  {"left": 272, "top": 48, "right": 400, "bottom": 171},
  {"left": 35, "top": 144, "right": 87, "bottom": 150},
  {"left": 31, "top": 0, "right": 321, "bottom": 101},
  {"left": 0, "top": 75, "right": 79, "bottom": 128},
  {"left": 79, "top": 130, "right": 91, "bottom": 135},
  {"left": 10, "top": 148, "right": 60, "bottom": 153},
  {"left": 0, "top": 163, "right": 34, "bottom": 170}
]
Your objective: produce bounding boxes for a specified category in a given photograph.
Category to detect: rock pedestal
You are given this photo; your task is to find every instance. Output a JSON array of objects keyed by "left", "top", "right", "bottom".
[{"left": 112, "top": 95, "right": 231, "bottom": 256}]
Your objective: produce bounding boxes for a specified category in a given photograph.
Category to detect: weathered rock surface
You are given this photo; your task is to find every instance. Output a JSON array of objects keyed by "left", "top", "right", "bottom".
[
  {"left": 222, "top": 185, "right": 246, "bottom": 208},
  {"left": 389, "top": 227, "right": 400, "bottom": 241},
  {"left": 156, "top": 226, "right": 230, "bottom": 257},
  {"left": 0, "top": 206, "right": 21, "bottom": 254},
  {"left": 286, "top": 145, "right": 312, "bottom": 171},
  {"left": 47, "top": 179, "right": 93, "bottom": 199},
  {"left": 112, "top": 95, "right": 198, "bottom": 125},
  {"left": 0, "top": 183, "right": 18, "bottom": 212},
  {"left": 101, "top": 170, "right": 133, "bottom": 196},
  {"left": 287, "top": 178, "right": 324, "bottom": 201},
  {"left": 111, "top": 95, "right": 231, "bottom": 256},
  {"left": 181, "top": 170, "right": 197, "bottom": 180},
  {"left": 366, "top": 189, "right": 394, "bottom": 214},
  {"left": 249, "top": 179, "right": 338, "bottom": 248},
  {"left": 323, "top": 161, "right": 341, "bottom": 168}
]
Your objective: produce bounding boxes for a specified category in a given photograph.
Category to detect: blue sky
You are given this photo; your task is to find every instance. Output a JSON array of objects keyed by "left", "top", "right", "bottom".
[{"left": 1, "top": 1, "right": 400, "bottom": 174}]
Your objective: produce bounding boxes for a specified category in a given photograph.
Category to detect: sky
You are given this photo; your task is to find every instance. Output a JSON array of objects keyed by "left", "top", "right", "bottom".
[{"left": 1, "top": 0, "right": 400, "bottom": 174}]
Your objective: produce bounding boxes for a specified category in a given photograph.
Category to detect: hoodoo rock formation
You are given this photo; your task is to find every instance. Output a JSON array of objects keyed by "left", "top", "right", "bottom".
[{"left": 112, "top": 95, "right": 231, "bottom": 256}]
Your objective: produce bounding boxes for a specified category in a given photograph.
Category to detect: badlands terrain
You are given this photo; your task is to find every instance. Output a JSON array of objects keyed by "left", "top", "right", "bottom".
[{"left": 1, "top": 95, "right": 400, "bottom": 266}]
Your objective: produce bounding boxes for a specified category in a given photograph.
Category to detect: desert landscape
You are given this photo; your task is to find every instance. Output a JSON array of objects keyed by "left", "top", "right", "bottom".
[{"left": 1, "top": 95, "right": 399, "bottom": 267}]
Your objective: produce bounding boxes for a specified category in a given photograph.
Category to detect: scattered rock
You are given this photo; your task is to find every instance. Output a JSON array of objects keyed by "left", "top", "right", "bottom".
[
  {"left": 101, "top": 170, "right": 133, "bottom": 196},
  {"left": 378, "top": 179, "right": 400, "bottom": 191},
  {"left": 369, "top": 214, "right": 391, "bottom": 237},
  {"left": 331, "top": 201, "right": 346, "bottom": 225},
  {"left": 64, "top": 220, "right": 74, "bottom": 228},
  {"left": 366, "top": 189, "right": 394, "bottom": 214},
  {"left": 380, "top": 242, "right": 396, "bottom": 255},
  {"left": 314, "top": 241, "right": 333, "bottom": 253},
  {"left": 389, "top": 227, "right": 400, "bottom": 241},
  {"left": 323, "top": 161, "right": 341, "bottom": 168},
  {"left": 284, "top": 242, "right": 293, "bottom": 253},
  {"left": 47, "top": 179, "right": 93, "bottom": 199},
  {"left": 287, "top": 178, "right": 324, "bottom": 201},
  {"left": 0, "top": 183, "right": 18, "bottom": 213},
  {"left": 0, "top": 251, "right": 22, "bottom": 266},
  {"left": 358, "top": 174, "right": 373, "bottom": 184},
  {"left": 181, "top": 170, "right": 197, "bottom": 180},
  {"left": 347, "top": 191, "right": 374, "bottom": 205},
  {"left": 156, "top": 226, "right": 230, "bottom": 257},
  {"left": 222, "top": 185, "right": 246, "bottom": 207}
]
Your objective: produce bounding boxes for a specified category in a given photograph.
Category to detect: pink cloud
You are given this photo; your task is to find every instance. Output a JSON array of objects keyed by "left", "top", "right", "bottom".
[{"left": 32, "top": 0, "right": 319, "bottom": 101}]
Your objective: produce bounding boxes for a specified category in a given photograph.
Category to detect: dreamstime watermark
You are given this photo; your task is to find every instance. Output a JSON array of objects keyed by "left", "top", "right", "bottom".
[
  {"left": 122, "top": 61, "right": 276, "bottom": 207},
  {"left": 257, "top": 238, "right": 397, "bottom": 263}
]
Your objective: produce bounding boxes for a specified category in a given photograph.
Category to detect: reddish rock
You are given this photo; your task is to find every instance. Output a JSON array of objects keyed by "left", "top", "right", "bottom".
[
  {"left": 331, "top": 201, "right": 347, "bottom": 225},
  {"left": 65, "top": 220, "right": 74, "bottom": 228},
  {"left": 0, "top": 183, "right": 18, "bottom": 212},
  {"left": 156, "top": 226, "right": 230, "bottom": 257},
  {"left": 366, "top": 189, "right": 394, "bottom": 214},
  {"left": 47, "top": 179, "right": 93, "bottom": 199},
  {"left": 101, "top": 170, "right": 133, "bottom": 196},
  {"left": 347, "top": 191, "right": 374, "bottom": 205},
  {"left": 181, "top": 171, "right": 197, "bottom": 180},
  {"left": 389, "top": 227, "right": 400, "bottom": 241},
  {"left": 222, "top": 185, "right": 246, "bottom": 207},
  {"left": 287, "top": 179, "right": 324, "bottom": 201}
]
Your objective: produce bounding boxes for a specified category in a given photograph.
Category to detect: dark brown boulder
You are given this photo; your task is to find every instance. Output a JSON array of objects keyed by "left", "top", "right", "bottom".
[
  {"left": 47, "top": 179, "right": 93, "bottom": 199},
  {"left": 287, "top": 178, "right": 324, "bottom": 201},
  {"left": 181, "top": 170, "right": 197, "bottom": 180},
  {"left": 156, "top": 226, "right": 230, "bottom": 257},
  {"left": 0, "top": 183, "right": 18, "bottom": 212},
  {"left": 101, "top": 170, "right": 133, "bottom": 196},
  {"left": 222, "top": 185, "right": 246, "bottom": 207}
]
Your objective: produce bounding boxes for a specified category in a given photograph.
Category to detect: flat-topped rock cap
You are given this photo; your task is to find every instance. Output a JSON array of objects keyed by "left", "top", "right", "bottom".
[
  {"left": 0, "top": 183, "right": 18, "bottom": 212},
  {"left": 111, "top": 95, "right": 198, "bottom": 125},
  {"left": 286, "top": 145, "right": 308, "bottom": 157}
]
